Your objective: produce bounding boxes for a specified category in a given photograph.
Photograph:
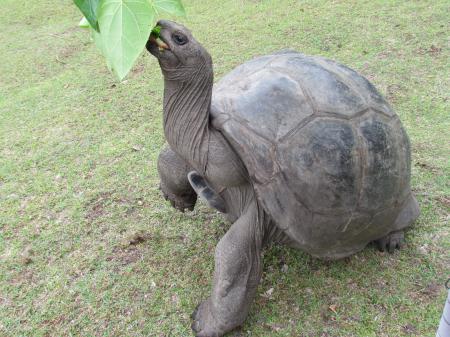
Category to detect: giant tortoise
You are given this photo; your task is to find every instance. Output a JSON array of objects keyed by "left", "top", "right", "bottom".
[{"left": 146, "top": 20, "right": 420, "bottom": 337}]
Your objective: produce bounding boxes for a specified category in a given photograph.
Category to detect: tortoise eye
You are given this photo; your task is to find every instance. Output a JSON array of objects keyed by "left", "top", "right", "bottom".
[{"left": 172, "top": 33, "right": 188, "bottom": 45}]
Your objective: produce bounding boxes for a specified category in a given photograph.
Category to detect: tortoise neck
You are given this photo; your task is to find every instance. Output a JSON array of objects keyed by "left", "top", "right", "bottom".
[{"left": 162, "top": 62, "right": 213, "bottom": 173}]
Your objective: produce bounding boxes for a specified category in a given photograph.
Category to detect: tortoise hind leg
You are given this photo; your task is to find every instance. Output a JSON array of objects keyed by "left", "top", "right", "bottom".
[{"left": 374, "top": 193, "right": 420, "bottom": 253}]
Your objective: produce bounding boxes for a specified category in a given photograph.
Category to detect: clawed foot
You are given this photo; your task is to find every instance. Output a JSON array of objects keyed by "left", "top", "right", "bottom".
[
  {"left": 374, "top": 230, "right": 404, "bottom": 253},
  {"left": 191, "top": 300, "right": 226, "bottom": 337},
  {"left": 160, "top": 184, "right": 196, "bottom": 212}
]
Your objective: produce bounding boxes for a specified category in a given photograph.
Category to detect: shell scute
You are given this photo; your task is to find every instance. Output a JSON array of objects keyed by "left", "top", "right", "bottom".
[
  {"left": 314, "top": 58, "right": 394, "bottom": 116},
  {"left": 213, "top": 69, "right": 314, "bottom": 141},
  {"left": 278, "top": 118, "right": 360, "bottom": 213},
  {"left": 219, "top": 118, "right": 277, "bottom": 184},
  {"left": 357, "top": 113, "right": 408, "bottom": 211},
  {"left": 268, "top": 55, "right": 368, "bottom": 117}
]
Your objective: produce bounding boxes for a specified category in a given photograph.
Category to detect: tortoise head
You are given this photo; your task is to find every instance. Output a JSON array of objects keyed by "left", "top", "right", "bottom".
[{"left": 146, "top": 20, "right": 212, "bottom": 79}]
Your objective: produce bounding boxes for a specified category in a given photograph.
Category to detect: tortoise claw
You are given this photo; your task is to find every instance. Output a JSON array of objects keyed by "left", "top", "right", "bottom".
[
  {"left": 375, "top": 230, "right": 404, "bottom": 253},
  {"left": 160, "top": 185, "right": 197, "bottom": 213}
]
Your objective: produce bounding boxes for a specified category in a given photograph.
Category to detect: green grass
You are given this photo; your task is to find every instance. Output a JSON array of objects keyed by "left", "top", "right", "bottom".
[{"left": 1, "top": 0, "right": 449, "bottom": 336}]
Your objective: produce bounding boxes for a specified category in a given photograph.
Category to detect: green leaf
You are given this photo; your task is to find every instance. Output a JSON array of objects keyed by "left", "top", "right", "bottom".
[
  {"left": 151, "top": 0, "right": 186, "bottom": 17},
  {"left": 73, "top": 0, "right": 101, "bottom": 31},
  {"left": 151, "top": 25, "right": 162, "bottom": 38},
  {"left": 91, "top": 27, "right": 113, "bottom": 71},
  {"left": 98, "top": 0, "right": 156, "bottom": 80},
  {"left": 79, "top": 17, "right": 90, "bottom": 28}
]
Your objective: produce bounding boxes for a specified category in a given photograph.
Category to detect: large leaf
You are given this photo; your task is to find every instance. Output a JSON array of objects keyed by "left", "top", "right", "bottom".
[
  {"left": 151, "top": 0, "right": 186, "bottom": 16},
  {"left": 91, "top": 27, "right": 112, "bottom": 71},
  {"left": 73, "top": 0, "right": 101, "bottom": 31},
  {"left": 98, "top": 0, "right": 156, "bottom": 80}
]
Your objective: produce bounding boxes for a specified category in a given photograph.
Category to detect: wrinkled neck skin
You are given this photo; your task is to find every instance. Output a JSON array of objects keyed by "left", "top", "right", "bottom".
[{"left": 161, "top": 61, "right": 213, "bottom": 174}]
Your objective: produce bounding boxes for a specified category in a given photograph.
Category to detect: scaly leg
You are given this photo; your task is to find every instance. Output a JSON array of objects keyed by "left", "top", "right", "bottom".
[
  {"left": 158, "top": 145, "right": 197, "bottom": 212},
  {"left": 191, "top": 204, "right": 265, "bottom": 337}
]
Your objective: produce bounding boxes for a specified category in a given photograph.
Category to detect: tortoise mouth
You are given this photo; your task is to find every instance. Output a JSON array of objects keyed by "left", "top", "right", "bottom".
[
  {"left": 147, "top": 25, "right": 170, "bottom": 52},
  {"left": 148, "top": 35, "right": 170, "bottom": 50},
  {"left": 146, "top": 35, "right": 171, "bottom": 59}
]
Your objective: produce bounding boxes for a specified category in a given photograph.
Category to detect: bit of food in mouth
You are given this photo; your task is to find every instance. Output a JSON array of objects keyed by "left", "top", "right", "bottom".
[{"left": 150, "top": 25, "right": 169, "bottom": 51}]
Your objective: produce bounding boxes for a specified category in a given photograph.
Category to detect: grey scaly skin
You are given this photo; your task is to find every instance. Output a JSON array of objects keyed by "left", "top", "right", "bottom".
[{"left": 147, "top": 20, "right": 420, "bottom": 337}]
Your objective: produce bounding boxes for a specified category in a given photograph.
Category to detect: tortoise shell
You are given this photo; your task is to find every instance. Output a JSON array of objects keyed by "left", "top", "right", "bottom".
[{"left": 211, "top": 51, "right": 412, "bottom": 258}]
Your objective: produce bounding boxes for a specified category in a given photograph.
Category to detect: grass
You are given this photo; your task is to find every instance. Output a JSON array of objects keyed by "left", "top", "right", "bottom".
[{"left": 0, "top": 0, "right": 449, "bottom": 336}]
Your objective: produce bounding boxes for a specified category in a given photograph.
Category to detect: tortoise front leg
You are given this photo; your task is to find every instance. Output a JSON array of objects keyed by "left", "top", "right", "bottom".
[
  {"left": 158, "top": 145, "right": 197, "bottom": 212},
  {"left": 191, "top": 204, "right": 264, "bottom": 337}
]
